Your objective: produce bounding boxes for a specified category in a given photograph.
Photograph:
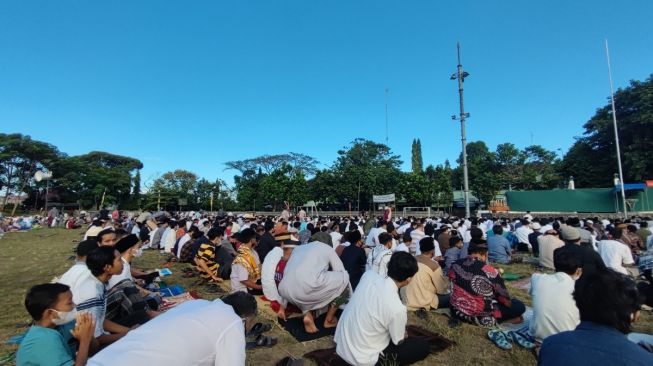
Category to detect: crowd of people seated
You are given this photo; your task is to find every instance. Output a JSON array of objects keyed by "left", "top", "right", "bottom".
[{"left": 12, "top": 208, "right": 653, "bottom": 365}]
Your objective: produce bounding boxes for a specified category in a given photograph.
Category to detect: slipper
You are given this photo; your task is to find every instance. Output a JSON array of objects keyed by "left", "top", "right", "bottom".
[
  {"left": 488, "top": 329, "right": 513, "bottom": 350},
  {"left": 246, "top": 334, "right": 277, "bottom": 349},
  {"left": 508, "top": 330, "right": 535, "bottom": 349},
  {"left": 276, "top": 356, "right": 304, "bottom": 366},
  {"left": 246, "top": 322, "right": 272, "bottom": 338},
  {"left": 204, "top": 284, "right": 224, "bottom": 294},
  {"left": 415, "top": 308, "right": 429, "bottom": 321}
]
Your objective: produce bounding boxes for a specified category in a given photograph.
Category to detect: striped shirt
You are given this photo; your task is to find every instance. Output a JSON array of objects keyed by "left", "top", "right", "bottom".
[{"left": 74, "top": 274, "right": 107, "bottom": 337}]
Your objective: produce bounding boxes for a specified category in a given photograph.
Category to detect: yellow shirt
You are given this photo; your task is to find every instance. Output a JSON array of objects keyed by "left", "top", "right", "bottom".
[{"left": 401, "top": 257, "right": 449, "bottom": 311}]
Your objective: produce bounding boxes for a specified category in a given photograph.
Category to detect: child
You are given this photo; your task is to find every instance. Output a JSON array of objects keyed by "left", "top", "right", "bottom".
[
  {"left": 444, "top": 236, "right": 464, "bottom": 273},
  {"left": 16, "top": 283, "right": 97, "bottom": 366},
  {"left": 393, "top": 233, "right": 411, "bottom": 253}
]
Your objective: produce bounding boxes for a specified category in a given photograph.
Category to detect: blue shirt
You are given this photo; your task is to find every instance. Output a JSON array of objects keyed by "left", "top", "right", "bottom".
[
  {"left": 444, "top": 246, "right": 463, "bottom": 273},
  {"left": 16, "top": 322, "right": 77, "bottom": 366},
  {"left": 539, "top": 321, "right": 653, "bottom": 366},
  {"left": 487, "top": 235, "right": 511, "bottom": 264}
]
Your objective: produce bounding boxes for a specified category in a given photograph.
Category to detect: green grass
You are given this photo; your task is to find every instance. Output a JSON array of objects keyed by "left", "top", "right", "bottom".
[{"left": 1, "top": 229, "right": 651, "bottom": 365}]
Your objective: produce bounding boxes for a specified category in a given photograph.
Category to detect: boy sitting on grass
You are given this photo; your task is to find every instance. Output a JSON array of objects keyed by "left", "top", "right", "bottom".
[{"left": 16, "top": 283, "right": 97, "bottom": 366}]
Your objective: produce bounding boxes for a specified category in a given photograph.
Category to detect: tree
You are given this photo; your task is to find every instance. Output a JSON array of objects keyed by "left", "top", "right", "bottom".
[
  {"left": 561, "top": 75, "right": 653, "bottom": 187},
  {"left": 457, "top": 141, "right": 501, "bottom": 206},
  {"left": 411, "top": 138, "right": 423, "bottom": 174},
  {"left": 0, "top": 133, "right": 62, "bottom": 213},
  {"left": 330, "top": 139, "right": 403, "bottom": 211},
  {"left": 150, "top": 170, "right": 199, "bottom": 210},
  {"left": 225, "top": 153, "right": 319, "bottom": 176},
  {"left": 494, "top": 143, "right": 525, "bottom": 190},
  {"left": 522, "top": 145, "right": 560, "bottom": 190}
]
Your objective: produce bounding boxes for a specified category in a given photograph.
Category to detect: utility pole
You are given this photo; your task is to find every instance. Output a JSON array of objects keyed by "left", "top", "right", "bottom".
[
  {"left": 451, "top": 42, "right": 471, "bottom": 218},
  {"left": 605, "top": 39, "right": 627, "bottom": 219}
]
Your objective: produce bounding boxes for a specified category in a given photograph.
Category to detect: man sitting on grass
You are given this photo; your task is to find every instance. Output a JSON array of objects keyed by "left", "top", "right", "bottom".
[
  {"left": 195, "top": 227, "right": 235, "bottom": 283},
  {"left": 529, "top": 249, "right": 582, "bottom": 342},
  {"left": 539, "top": 269, "right": 652, "bottom": 365},
  {"left": 87, "top": 292, "right": 256, "bottom": 366},
  {"left": 16, "top": 283, "right": 97, "bottom": 366},
  {"left": 449, "top": 241, "right": 525, "bottom": 327},
  {"left": 401, "top": 237, "right": 450, "bottom": 312},
  {"left": 335, "top": 252, "right": 430, "bottom": 366}
]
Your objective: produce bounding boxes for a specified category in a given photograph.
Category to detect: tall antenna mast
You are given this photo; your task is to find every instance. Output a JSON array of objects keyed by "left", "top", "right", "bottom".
[
  {"left": 605, "top": 39, "right": 627, "bottom": 219},
  {"left": 451, "top": 42, "right": 471, "bottom": 218}
]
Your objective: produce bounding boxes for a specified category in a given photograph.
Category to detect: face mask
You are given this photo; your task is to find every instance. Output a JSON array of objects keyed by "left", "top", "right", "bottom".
[
  {"left": 133, "top": 248, "right": 143, "bottom": 257},
  {"left": 51, "top": 308, "right": 77, "bottom": 325}
]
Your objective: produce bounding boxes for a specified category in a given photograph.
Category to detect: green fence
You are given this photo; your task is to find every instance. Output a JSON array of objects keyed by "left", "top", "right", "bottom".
[{"left": 506, "top": 187, "right": 653, "bottom": 213}]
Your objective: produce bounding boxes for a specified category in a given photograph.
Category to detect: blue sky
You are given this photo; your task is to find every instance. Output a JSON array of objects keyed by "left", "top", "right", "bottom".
[{"left": 1, "top": 1, "right": 652, "bottom": 188}]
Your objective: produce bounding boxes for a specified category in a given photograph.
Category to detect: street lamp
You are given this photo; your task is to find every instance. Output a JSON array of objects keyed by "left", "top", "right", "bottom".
[{"left": 450, "top": 42, "right": 471, "bottom": 218}]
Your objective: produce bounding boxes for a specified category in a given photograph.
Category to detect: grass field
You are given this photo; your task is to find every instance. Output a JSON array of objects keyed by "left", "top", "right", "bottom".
[{"left": 1, "top": 228, "right": 652, "bottom": 365}]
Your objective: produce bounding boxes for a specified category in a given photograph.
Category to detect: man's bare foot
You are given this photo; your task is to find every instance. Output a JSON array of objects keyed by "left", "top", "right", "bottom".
[
  {"left": 303, "top": 312, "right": 319, "bottom": 333},
  {"left": 323, "top": 316, "right": 338, "bottom": 329}
]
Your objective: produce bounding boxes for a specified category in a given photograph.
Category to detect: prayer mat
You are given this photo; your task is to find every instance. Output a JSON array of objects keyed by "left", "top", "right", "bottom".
[
  {"left": 510, "top": 277, "right": 532, "bottom": 291},
  {"left": 303, "top": 326, "right": 455, "bottom": 366},
  {"left": 158, "top": 292, "right": 200, "bottom": 312},
  {"left": 278, "top": 310, "right": 342, "bottom": 342}
]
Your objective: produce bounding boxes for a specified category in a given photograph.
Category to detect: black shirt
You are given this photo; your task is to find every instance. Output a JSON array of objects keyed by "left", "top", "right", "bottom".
[{"left": 340, "top": 245, "right": 367, "bottom": 290}]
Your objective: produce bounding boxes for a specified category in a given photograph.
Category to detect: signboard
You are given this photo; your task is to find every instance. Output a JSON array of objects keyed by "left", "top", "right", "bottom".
[
  {"left": 178, "top": 198, "right": 188, "bottom": 206},
  {"left": 373, "top": 194, "right": 395, "bottom": 203}
]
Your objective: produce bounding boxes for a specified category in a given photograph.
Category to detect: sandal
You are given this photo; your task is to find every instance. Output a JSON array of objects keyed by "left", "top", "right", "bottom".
[
  {"left": 246, "top": 322, "right": 272, "bottom": 338},
  {"left": 415, "top": 308, "right": 429, "bottom": 321},
  {"left": 276, "top": 356, "right": 304, "bottom": 366},
  {"left": 508, "top": 330, "right": 535, "bottom": 349},
  {"left": 246, "top": 334, "right": 277, "bottom": 349},
  {"left": 488, "top": 329, "right": 513, "bottom": 350}
]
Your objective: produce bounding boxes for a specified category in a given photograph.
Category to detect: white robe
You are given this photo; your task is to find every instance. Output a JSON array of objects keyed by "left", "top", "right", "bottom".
[{"left": 278, "top": 241, "right": 349, "bottom": 313}]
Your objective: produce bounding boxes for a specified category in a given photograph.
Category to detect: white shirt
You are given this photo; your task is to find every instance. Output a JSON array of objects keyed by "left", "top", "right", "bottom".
[
  {"left": 87, "top": 299, "right": 245, "bottom": 366},
  {"left": 397, "top": 223, "right": 411, "bottom": 235},
  {"left": 108, "top": 257, "right": 132, "bottom": 289},
  {"left": 162, "top": 227, "right": 176, "bottom": 253},
  {"left": 598, "top": 239, "right": 634, "bottom": 275},
  {"left": 366, "top": 245, "right": 393, "bottom": 277},
  {"left": 330, "top": 232, "right": 343, "bottom": 248},
  {"left": 73, "top": 274, "right": 107, "bottom": 337},
  {"left": 57, "top": 262, "right": 91, "bottom": 292},
  {"left": 515, "top": 226, "right": 533, "bottom": 244},
  {"left": 176, "top": 233, "right": 191, "bottom": 258},
  {"left": 365, "top": 227, "right": 380, "bottom": 247},
  {"left": 335, "top": 271, "right": 407, "bottom": 366},
  {"left": 410, "top": 228, "right": 425, "bottom": 255},
  {"left": 393, "top": 242, "right": 409, "bottom": 253},
  {"left": 529, "top": 272, "right": 580, "bottom": 341},
  {"left": 230, "top": 250, "right": 260, "bottom": 294},
  {"left": 261, "top": 247, "right": 286, "bottom": 306}
]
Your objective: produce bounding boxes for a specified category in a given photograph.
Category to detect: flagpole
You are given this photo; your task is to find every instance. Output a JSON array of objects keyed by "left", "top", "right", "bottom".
[{"left": 605, "top": 39, "right": 627, "bottom": 219}]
